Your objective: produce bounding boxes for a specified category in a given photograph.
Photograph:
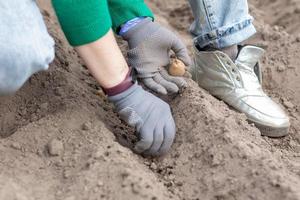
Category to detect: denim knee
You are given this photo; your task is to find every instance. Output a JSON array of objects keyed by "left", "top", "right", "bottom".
[
  {"left": 0, "top": 63, "right": 29, "bottom": 95},
  {"left": 0, "top": 45, "right": 55, "bottom": 95},
  {"left": 0, "top": 0, "right": 55, "bottom": 95}
]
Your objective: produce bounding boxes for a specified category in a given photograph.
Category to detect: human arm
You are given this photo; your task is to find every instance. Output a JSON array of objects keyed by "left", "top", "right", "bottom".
[
  {"left": 108, "top": 1, "right": 191, "bottom": 94},
  {"left": 51, "top": 1, "right": 176, "bottom": 156}
]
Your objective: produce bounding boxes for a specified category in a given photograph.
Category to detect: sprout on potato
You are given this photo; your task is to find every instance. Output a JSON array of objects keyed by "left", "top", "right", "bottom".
[{"left": 168, "top": 58, "right": 186, "bottom": 77}]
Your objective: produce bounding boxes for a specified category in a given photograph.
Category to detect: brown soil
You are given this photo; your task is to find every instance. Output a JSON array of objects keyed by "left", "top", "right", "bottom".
[{"left": 1, "top": 0, "right": 300, "bottom": 199}]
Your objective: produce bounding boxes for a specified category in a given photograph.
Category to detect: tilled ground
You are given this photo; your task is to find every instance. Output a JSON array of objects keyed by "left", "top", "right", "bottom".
[{"left": 0, "top": 0, "right": 300, "bottom": 200}]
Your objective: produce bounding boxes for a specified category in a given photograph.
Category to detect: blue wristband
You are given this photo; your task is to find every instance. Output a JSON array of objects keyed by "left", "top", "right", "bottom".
[{"left": 119, "top": 17, "right": 146, "bottom": 36}]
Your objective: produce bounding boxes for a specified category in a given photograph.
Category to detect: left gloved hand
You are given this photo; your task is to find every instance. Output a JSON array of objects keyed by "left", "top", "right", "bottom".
[
  {"left": 122, "top": 18, "right": 191, "bottom": 95},
  {"left": 108, "top": 83, "right": 176, "bottom": 156}
]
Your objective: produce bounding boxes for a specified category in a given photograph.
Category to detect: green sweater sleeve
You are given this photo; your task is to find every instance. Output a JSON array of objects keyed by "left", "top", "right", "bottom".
[
  {"left": 108, "top": 0, "right": 154, "bottom": 33},
  {"left": 52, "top": 0, "right": 112, "bottom": 46}
]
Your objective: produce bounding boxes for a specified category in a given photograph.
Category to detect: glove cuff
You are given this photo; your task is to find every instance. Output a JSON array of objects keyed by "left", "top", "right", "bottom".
[
  {"left": 122, "top": 17, "right": 160, "bottom": 49},
  {"left": 102, "top": 68, "right": 135, "bottom": 96},
  {"left": 108, "top": 82, "right": 142, "bottom": 103}
]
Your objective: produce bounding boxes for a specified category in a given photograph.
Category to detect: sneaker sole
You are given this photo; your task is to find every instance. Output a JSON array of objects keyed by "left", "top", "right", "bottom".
[
  {"left": 251, "top": 121, "right": 289, "bottom": 138},
  {"left": 223, "top": 100, "right": 289, "bottom": 138}
]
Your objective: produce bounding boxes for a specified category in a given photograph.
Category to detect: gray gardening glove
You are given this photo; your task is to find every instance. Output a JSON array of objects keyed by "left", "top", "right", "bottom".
[
  {"left": 108, "top": 83, "right": 176, "bottom": 156},
  {"left": 122, "top": 18, "right": 191, "bottom": 95}
]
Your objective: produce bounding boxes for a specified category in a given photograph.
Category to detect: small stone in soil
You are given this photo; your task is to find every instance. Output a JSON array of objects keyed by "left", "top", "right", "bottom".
[
  {"left": 82, "top": 121, "right": 92, "bottom": 131},
  {"left": 40, "top": 102, "right": 49, "bottom": 111},
  {"left": 144, "top": 161, "right": 151, "bottom": 166},
  {"left": 176, "top": 181, "right": 183, "bottom": 187},
  {"left": 94, "top": 150, "right": 103, "bottom": 159},
  {"left": 97, "top": 181, "right": 104, "bottom": 187},
  {"left": 10, "top": 142, "right": 21, "bottom": 150},
  {"left": 95, "top": 89, "right": 106, "bottom": 98},
  {"left": 47, "top": 139, "right": 64, "bottom": 156},
  {"left": 150, "top": 162, "right": 157, "bottom": 170},
  {"left": 283, "top": 100, "right": 294, "bottom": 109},
  {"left": 277, "top": 65, "right": 286, "bottom": 72},
  {"left": 273, "top": 25, "right": 280, "bottom": 32}
]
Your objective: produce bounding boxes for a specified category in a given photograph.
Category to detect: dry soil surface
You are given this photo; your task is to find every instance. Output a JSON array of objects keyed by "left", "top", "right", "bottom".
[{"left": 0, "top": 0, "right": 300, "bottom": 200}]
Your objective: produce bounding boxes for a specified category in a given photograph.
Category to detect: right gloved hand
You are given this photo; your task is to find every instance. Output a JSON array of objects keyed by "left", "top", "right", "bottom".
[
  {"left": 108, "top": 83, "right": 176, "bottom": 156},
  {"left": 122, "top": 18, "right": 191, "bottom": 95}
]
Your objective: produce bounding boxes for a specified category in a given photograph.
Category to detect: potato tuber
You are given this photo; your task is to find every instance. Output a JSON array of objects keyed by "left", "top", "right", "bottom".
[{"left": 168, "top": 58, "right": 186, "bottom": 77}]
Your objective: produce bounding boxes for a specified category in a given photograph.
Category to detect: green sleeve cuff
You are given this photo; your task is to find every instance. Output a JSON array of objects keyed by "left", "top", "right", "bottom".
[
  {"left": 108, "top": 0, "right": 154, "bottom": 33},
  {"left": 52, "top": 0, "right": 112, "bottom": 46}
]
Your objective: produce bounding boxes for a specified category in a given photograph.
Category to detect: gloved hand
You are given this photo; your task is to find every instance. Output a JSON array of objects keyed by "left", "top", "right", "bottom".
[
  {"left": 122, "top": 18, "right": 191, "bottom": 95},
  {"left": 108, "top": 83, "right": 176, "bottom": 156}
]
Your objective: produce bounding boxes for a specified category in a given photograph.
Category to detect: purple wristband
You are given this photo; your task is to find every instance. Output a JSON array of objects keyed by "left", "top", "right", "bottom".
[{"left": 102, "top": 68, "right": 134, "bottom": 96}]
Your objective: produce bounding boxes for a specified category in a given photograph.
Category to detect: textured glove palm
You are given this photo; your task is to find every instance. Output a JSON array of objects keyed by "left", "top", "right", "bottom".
[
  {"left": 108, "top": 83, "right": 176, "bottom": 156},
  {"left": 122, "top": 18, "right": 191, "bottom": 95}
]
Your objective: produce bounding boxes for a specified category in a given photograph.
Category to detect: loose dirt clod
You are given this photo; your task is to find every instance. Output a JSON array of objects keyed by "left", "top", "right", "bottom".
[
  {"left": 277, "top": 65, "right": 286, "bottom": 72},
  {"left": 39, "top": 102, "right": 49, "bottom": 111},
  {"left": 168, "top": 59, "right": 186, "bottom": 77},
  {"left": 47, "top": 139, "right": 64, "bottom": 156},
  {"left": 10, "top": 142, "right": 21, "bottom": 150},
  {"left": 82, "top": 121, "right": 92, "bottom": 131},
  {"left": 283, "top": 99, "right": 294, "bottom": 109},
  {"left": 150, "top": 162, "right": 158, "bottom": 171}
]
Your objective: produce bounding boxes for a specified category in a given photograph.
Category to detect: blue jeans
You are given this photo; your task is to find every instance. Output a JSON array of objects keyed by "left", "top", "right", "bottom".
[
  {"left": 188, "top": 0, "right": 256, "bottom": 49},
  {"left": 0, "top": 0, "right": 55, "bottom": 95}
]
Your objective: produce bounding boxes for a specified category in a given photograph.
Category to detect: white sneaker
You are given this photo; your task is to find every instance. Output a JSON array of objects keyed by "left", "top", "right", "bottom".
[{"left": 191, "top": 45, "right": 290, "bottom": 137}]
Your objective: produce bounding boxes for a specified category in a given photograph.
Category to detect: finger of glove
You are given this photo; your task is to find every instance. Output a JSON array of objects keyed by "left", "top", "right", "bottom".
[
  {"left": 153, "top": 74, "right": 179, "bottom": 94},
  {"left": 170, "top": 36, "right": 192, "bottom": 66},
  {"left": 134, "top": 123, "right": 155, "bottom": 154},
  {"left": 142, "top": 77, "right": 168, "bottom": 95},
  {"left": 160, "top": 69, "right": 187, "bottom": 88},
  {"left": 157, "top": 116, "right": 176, "bottom": 156},
  {"left": 143, "top": 123, "right": 165, "bottom": 156}
]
